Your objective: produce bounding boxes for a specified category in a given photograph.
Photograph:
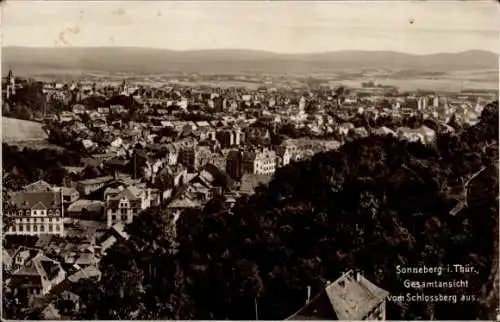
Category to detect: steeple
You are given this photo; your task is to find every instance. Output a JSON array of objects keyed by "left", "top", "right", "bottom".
[{"left": 6, "top": 69, "right": 15, "bottom": 99}]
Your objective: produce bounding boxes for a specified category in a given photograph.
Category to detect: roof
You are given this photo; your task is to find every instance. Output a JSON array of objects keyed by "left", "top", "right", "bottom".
[
  {"left": 287, "top": 270, "right": 389, "bottom": 321},
  {"left": 167, "top": 197, "right": 197, "bottom": 209},
  {"left": 59, "top": 186, "right": 79, "bottom": 196},
  {"left": 75, "top": 253, "right": 99, "bottom": 266},
  {"left": 11, "top": 191, "right": 62, "bottom": 210},
  {"left": 111, "top": 222, "right": 130, "bottom": 240},
  {"left": 239, "top": 174, "right": 273, "bottom": 195},
  {"left": 77, "top": 176, "right": 113, "bottom": 186},
  {"left": 12, "top": 253, "right": 64, "bottom": 284},
  {"left": 67, "top": 199, "right": 104, "bottom": 213},
  {"left": 106, "top": 186, "right": 142, "bottom": 205},
  {"left": 41, "top": 303, "right": 61, "bottom": 320},
  {"left": 23, "top": 180, "right": 53, "bottom": 192},
  {"left": 68, "top": 265, "right": 101, "bottom": 283}
]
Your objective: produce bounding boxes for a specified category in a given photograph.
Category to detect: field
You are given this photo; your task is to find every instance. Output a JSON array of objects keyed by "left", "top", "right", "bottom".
[{"left": 2, "top": 117, "right": 49, "bottom": 142}]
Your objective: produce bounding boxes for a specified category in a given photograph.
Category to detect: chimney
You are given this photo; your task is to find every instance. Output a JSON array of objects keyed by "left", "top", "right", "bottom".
[{"left": 306, "top": 285, "right": 311, "bottom": 304}]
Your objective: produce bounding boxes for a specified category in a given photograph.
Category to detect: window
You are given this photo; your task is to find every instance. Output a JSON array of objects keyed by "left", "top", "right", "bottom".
[
  {"left": 111, "top": 215, "right": 116, "bottom": 221},
  {"left": 40, "top": 225, "right": 45, "bottom": 232},
  {"left": 132, "top": 208, "right": 137, "bottom": 214},
  {"left": 122, "top": 215, "right": 128, "bottom": 222},
  {"left": 12, "top": 225, "right": 16, "bottom": 232},
  {"left": 49, "top": 224, "right": 53, "bottom": 232},
  {"left": 121, "top": 208, "right": 127, "bottom": 215},
  {"left": 55, "top": 225, "right": 60, "bottom": 232},
  {"left": 19, "top": 225, "right": 23, "bottom": 232},
  {"left": 33, "top": 225, "right": 38, "bottom": 232}
]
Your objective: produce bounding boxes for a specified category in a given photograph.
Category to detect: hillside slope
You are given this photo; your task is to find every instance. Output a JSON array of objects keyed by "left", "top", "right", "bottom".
[{"left": 2, "top": 117, "right": 48, "bottom": 142}]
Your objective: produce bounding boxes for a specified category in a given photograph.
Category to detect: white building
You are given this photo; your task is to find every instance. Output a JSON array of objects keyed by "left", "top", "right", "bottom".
[
  {"left": 105, "top": 185, "right": 154, "bottom": 228},
  {"left": 5, "top": 191, "right": 64, "bottom": 237}
]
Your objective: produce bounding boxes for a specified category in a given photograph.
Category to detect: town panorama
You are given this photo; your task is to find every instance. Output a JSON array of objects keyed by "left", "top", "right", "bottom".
[{"left": 1, "top": 2, "right": 499, "bottom": 321}]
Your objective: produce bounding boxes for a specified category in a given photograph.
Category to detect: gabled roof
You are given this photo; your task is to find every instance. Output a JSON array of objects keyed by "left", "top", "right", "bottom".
[
  {"left": 12, "top": 253, "right": 64, "bottom": 284},
  {"left": 23, "top": 180, "right": 53, "bottom": 192},
  {"left": 12, "top": 191, "right": 62, "bottom": 210},
  {"left": 287, "top": 270, "right": 389, "bottom": 321},
  {"left": 31, "top": 201, "right": 48, "bottom": 210},
  {"left": 68, "top": 265, "right": 101, "bottom": 283}
]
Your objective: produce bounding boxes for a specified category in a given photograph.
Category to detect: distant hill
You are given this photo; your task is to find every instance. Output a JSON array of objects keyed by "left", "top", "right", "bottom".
[
  {"left": 2, "top": 117, "right": 48, "bottom": 142},
  {"left": 2, "top": 47, "right": 498, "bottom": 75}
]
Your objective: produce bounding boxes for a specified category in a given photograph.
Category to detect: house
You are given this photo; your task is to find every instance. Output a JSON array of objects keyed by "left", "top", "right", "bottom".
[
  {"left": 72, "top": 104, "right": 86, "bottom": 115},
  {"left": 59, "top": 111, "right": 75, "bottom": 123},
  {"left": 41, "top": 303, "right": 61, "bottom": 320},
  {"left": 58, "top": 290, "right": 81, "bottom": 314},
  {"left": 157, "top": 164, "right": 187, "bottom": 190},
  {"left": 67, "top": 265, "right": 101, "bottom": 283},
  {"left": 23, "top": 180, "right": 54, "bottom": 192},
  {"left": 287, "top": 270, "right": 389, "bottom": 320},
  {"left": 56, "top": 187, "right": 80, "bottom": 204},
  {"left": 66, "top": 199, "right": 105, "bottom": 220},
  {"left": 5, "top": 191, "right": 64, "bottom": 237},
  {"left": 216, "top": 127, "right": 244, "bottom": 148},
  {"left": 97, "top": 107, "right": 110, "bottom": 115},
  {"left": 10, "top": 246, "right": 43, "bottom": 271},
  {"left": 99, "top": 222, "right": 130, "bottom": 253},
  {"left": 178, "top": 146, "right": 213, "bottom": 171},
  {"left": 243, "top": 148, "right": 276, "bottom": 176},
  {"left": 10, "top": 253, "right": 66, "bottom": 298},
  {"left": 167, "top": 197, "right": 198, "bottom": 222},
  {"left": 104, "top": 185, "right": 153, "bottom": 228},
  {"left": 338, "top": 122, "right": 355, "bottom": 136},
  {"left": 76, "top": 176, "right": 113, "bottom": 195}
]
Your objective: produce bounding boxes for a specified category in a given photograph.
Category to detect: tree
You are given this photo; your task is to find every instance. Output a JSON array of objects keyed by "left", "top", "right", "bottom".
[{"left": 77, "top": 102, "right": 499, "bottom": 320}]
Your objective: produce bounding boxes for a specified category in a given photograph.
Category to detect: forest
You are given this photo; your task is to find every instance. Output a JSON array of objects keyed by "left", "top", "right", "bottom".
[{"left": 66, "top": 101, "right": 499, "bottom": 320}]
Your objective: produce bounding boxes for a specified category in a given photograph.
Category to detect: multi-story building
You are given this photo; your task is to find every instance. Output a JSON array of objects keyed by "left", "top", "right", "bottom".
[
  {"left": 252, "top": 148, "right": 276, "bottom": 175},
  {"left": 105, "top": 185, "right": 153, "bottom": 228},
  {"left": 178, "top": 146, "right": 214, "bottom": 171},
  {"left": 5, "top": 191, "right": 64, "bottom": 237},
  {"left": 216, "top": 127, "right": 244, "bottom": 148},
  {"left": 226, "top": 150, "right": 244, "bottom": 180},
  {"left": 227, "top": 148, "right": 277, "bottom": 179},
  {"left": 10, "top": 251, "right": 66, "bottom": 298}
]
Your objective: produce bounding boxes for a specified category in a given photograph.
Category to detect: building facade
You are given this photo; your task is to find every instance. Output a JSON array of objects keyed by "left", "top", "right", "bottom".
[
  {"left": 105, "top": 185, "right": 153, "bottom": 228},
  {"left": 5, "top": 191, "right": 64, "bottom": 237}
]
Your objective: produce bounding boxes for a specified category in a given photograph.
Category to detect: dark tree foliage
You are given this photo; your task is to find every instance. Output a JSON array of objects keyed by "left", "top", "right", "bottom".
[
  {"left": 78, "top": 102, "right": 498, "bottom": 320},
  {"left": 2, "top": 144, "right": 81, "bottom": 188},
  {"left": 73, "top": 207, "right": 194, "bottom": 320}
]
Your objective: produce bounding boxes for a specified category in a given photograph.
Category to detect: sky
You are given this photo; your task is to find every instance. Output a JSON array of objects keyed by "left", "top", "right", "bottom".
[{"left": 2, "top": 1, "right": 499, "bottom": 54}]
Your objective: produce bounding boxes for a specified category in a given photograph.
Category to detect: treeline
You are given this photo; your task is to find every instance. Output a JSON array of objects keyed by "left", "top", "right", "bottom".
[{"left": 2, "top": 144, "right": 83, "bottom": 190}]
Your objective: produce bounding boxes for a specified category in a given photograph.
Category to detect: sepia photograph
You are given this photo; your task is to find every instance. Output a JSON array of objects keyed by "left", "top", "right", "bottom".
[{"left": 1, "top": 0, "right": 499, "bottom": 320}]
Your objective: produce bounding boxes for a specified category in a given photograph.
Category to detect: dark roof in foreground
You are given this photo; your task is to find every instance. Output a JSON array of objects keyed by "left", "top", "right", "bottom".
[{"left": 287, "top": 270, "right": 389, "bottom": 320}]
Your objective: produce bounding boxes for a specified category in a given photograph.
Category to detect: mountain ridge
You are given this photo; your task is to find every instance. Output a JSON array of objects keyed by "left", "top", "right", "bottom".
[{"left": 3, "top": 47, "right": 498, "bottom": 75}]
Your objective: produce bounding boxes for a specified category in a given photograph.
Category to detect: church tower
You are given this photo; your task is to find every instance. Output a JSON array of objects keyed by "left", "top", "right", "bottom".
[{"left": 6, "top": 70, "right": 16, "bottom": 99}]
